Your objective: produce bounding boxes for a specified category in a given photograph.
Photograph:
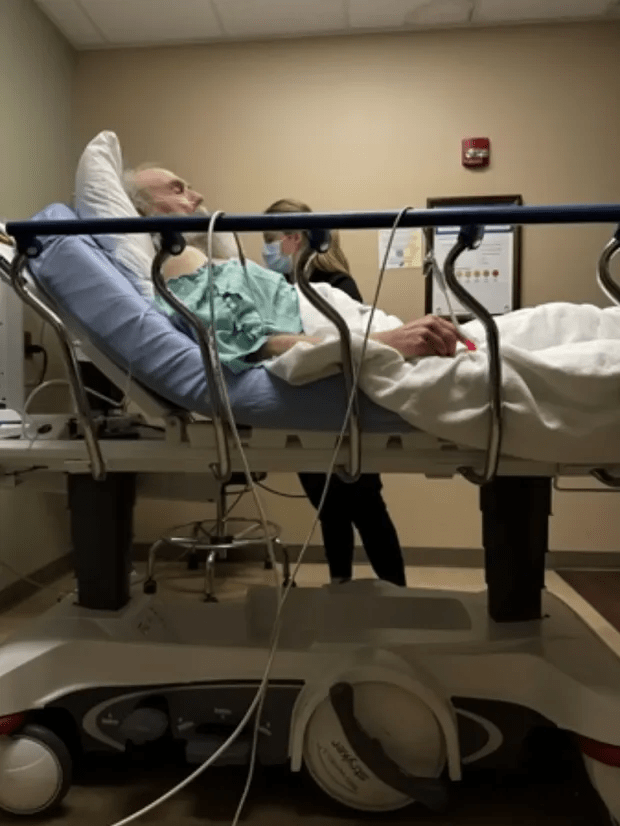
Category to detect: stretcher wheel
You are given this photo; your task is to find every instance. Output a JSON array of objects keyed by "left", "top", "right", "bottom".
[
  {"left": 0, "top": 723, "right": 72, "bottom": 815},
  {"left": 302, "top": 681, "right": 446, "bottom": 812}
]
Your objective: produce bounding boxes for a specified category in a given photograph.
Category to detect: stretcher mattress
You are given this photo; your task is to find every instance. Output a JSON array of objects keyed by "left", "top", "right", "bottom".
[{"left": 26, "top": 204, "right": 412, "bottom": 433}]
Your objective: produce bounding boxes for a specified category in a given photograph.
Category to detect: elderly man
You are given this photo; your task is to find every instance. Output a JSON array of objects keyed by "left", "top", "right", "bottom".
[
  {"left": 123, "top": 165, "right": 236, "bottom": 261},
  {"left": 123, "top": 165, "right": 464, "bottom": 371},
  {"left": 123, "top": 165, "right": 204, "bottom": 217}
]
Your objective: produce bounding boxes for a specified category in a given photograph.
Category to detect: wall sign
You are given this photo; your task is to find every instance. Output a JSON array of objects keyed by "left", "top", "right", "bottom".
[{"left": 425, "top": 195, "right": 522, "bottom": 320}]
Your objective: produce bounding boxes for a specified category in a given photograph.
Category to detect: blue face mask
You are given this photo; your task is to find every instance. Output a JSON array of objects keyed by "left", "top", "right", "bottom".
[{"left": 262, "top": 241, "right": 292, "bottom": 275}]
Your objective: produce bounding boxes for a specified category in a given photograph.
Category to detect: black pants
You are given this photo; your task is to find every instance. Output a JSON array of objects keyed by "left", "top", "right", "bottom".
[{"left": 298, "top": 472, "right": 406, "bottom": 586}]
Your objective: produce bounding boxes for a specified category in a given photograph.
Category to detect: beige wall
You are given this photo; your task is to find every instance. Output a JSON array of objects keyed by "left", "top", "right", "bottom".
[
  {"left": 1, "top": 0, "right": 78, "bottom": 395},
  {"left": 0, "top": 0, "right": 76, "bottom": 588},
  {"left": 74, "top": 21, "right": 620, "bottom": 552},
  {"left": 1, "top": 0, "right": 76, "bottom": 217}
]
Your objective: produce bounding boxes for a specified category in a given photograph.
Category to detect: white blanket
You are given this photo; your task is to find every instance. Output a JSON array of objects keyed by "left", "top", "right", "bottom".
[{"left": 265, "top": 284, "right": 620, "bottom": 464}]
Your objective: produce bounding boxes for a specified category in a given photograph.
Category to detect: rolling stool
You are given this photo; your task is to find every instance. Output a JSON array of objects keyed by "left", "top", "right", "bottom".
[{"left": 143, "top": 472, "right": 292, "bottom": 601}]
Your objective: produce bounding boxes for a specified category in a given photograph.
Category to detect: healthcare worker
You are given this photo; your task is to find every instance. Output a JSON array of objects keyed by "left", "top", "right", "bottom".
[{"left": 262, "top": 198, "right": 407, "bottom": 587}]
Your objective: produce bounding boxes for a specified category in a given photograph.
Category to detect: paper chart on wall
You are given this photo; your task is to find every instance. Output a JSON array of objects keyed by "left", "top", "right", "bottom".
[
  {"left": 378, "top": 228, "right": 423, "bottom": 269},
  {"left": 431, "top": 225, "right": 514, "bottom": 317}
]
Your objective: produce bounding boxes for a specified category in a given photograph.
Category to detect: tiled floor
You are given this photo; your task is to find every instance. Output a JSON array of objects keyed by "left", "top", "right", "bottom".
[
  {"left": 557, "top": 570, "right": 620, "bottom": 635},
  {"left": 0, "top": 562, "right": 618, "bottom": 825}
]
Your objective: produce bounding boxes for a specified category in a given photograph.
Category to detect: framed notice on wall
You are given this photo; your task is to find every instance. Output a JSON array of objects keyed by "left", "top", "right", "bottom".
[{"left": 425, "top": 195, "right": 523, "bottom": 320}]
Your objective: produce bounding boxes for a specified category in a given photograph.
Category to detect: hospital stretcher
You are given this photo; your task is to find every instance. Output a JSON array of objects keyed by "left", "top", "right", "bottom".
[{"left": 0, "top": 204, "right": 618, "bottom": 820}]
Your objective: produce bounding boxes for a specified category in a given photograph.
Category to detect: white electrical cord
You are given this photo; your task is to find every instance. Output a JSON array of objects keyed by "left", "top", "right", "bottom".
[
  {"left": 107, "top": 210, "right": 406, "bottom": 826},
  {"left": 19, "top": 379, "right": 130, "bottom": 446},
  {"left": 20, "top": 380, "right": 67, "bottom": 444},
  {"left": 0, "top": 372, "right": 129, "bottom": 596},
  {"left": 18, "top": 311, "right": 143, "bottom": 446},
  {"left": 206, "top": 212, "right": 281, "bottom": 593},
  {"left": 106, "top": 216, "right": 284, "bottom": 826},
  {"left": 229, "top": 211, "right": 410, "bottom": 826}
]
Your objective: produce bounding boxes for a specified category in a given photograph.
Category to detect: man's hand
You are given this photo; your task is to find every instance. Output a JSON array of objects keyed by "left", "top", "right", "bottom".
[{"left": 372, "top": 316, "right": 467, "bottom": 359}]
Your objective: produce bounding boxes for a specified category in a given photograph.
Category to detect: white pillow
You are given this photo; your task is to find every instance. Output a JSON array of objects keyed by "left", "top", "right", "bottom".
[
  {"left": 74, "top": 131, "right": 156, "bottom": 299},
  {"left": 0, "top": 222, "right": 16, "bottom": 264}
]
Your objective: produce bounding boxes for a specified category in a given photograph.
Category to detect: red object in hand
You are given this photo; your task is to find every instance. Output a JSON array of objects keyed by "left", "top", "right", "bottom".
[
  {"left": 462, "top": 138, "right": 490, "bottom": 168},
  {"left": 465, "top": 340, "right": 477, "bottom": 351}
]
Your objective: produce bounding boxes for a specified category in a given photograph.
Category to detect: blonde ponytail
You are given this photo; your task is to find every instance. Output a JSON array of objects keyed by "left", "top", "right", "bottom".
[{"left": 264, "top": 198, "right": 351, "bottom": 275}]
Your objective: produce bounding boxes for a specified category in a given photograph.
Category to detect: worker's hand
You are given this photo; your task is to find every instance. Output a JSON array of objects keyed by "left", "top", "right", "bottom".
[{"left": 373, "top": 316, "right": 467, "bottom": 359}]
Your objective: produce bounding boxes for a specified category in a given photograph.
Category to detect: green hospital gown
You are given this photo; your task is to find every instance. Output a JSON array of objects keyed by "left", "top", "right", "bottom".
[{"left": 156, "top": 258, "right": 304, "bottom": 374}]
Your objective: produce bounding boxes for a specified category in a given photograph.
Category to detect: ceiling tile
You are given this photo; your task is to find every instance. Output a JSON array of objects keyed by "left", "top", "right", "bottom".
[
  {"left": 35, "top": 0, "right": 619, "bottom": 50},
  {"left": 214, "top": 0, "right": 348, "bottom": 37},
  {"left": 407, "top": 0, "right": 473, "bottom": 26},
  {"left": 80, "top": 0, "right": 223, "bottom": 44},
  {"left": 35, "top": 0, "right": 106, "bottom": 46},
  {"left": 349, "top": 0, "right": 473, "bottom": 29},
  {"left": 474, "top": 0, "right": 614, "bottom": 23},
  {"left": 349, "top": 0, "right": 430, "bottom": 29}
]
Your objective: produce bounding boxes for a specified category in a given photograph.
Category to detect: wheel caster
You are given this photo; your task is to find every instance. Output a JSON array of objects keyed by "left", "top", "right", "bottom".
[
  {"left": 283, "top": 579, "right": 297, "bottom": 589},
  {"left": 204, "top": 594, "right": 218, "bottom": 603},
  {"left": 264, "top": 559, "right": 274, "bottom": 571},
  {"left": 0, "top": 723, "right": 72, "bottom": 815},
  {"left": 143, "top": 579, "right": 157, "bottom": 594}
]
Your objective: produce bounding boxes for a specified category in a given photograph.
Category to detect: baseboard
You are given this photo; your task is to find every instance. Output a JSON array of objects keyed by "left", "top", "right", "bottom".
[
  {"left": 132, "top": 543, "right": 620, "bottom": 571},
  {"left": 2, "top": 546, "right": 617, "bottom": 615},
  {"left": 546, "top": 551, "right": 620, "bottom": 570},
  {"left": 0, "top": 554, "right": 73, "bottom": 614}
]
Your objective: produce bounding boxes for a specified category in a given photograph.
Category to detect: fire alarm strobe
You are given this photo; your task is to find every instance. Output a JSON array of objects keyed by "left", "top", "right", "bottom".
[{"left": 462, "top": 138, "right": 490, "bottom": 168}]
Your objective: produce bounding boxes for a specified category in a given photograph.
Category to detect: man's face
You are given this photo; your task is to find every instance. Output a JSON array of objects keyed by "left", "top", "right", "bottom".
[{"left": 135, "top": 168, "right": 204, "bottom": 216}]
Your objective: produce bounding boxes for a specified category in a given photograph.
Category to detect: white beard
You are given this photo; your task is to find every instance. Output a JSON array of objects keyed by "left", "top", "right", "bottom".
[
  {"left": 184, "top": 230, "right": 238, "bottom": 261},
  {"left": 184, "top": 205, "right": 238, "bottom": 260}
]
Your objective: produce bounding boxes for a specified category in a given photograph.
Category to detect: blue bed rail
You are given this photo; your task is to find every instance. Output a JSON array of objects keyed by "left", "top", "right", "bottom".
[
  {"left": 7, "top": 202, "right": 620, "bottom": 245},
  {"left": 5, "top": 205, "right": 620, "bottom": 488}
]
